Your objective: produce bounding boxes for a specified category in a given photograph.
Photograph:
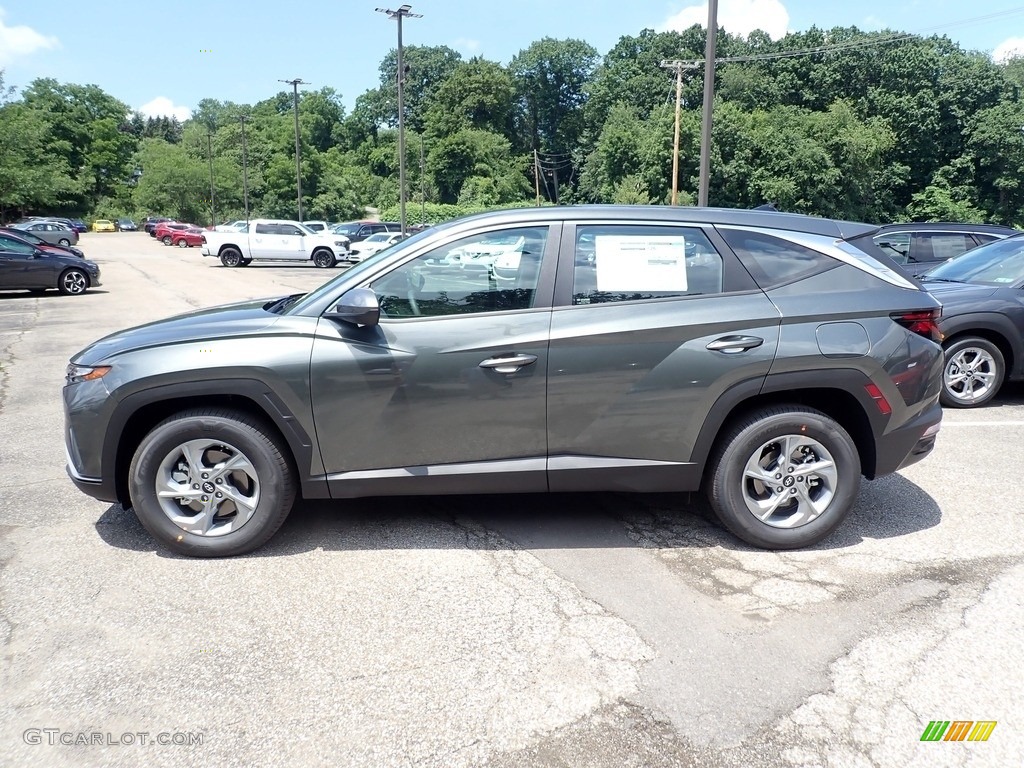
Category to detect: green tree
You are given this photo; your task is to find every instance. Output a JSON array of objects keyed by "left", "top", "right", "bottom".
[
  {"left": 364, "top": 45, "right": 463, "bottom": 132},
  {"left": 423, "top": 58, "right": 516, "bottom": 138}
]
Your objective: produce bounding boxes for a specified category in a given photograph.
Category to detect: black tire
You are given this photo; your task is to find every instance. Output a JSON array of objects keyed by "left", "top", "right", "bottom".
[
  {"left": 706, "top": 405, "right": 860, "bottom": 550},
  {"left": 58, "top": 238, "right": 71, "bottom": 246},
  {"left": 220, "top": 247, "right": 243, "bottom": 267},
  {"left": 176, "top": 238, "right": 188, "bottom": 248},
  {"left": 57, "top": 268, "right": 89, "bottom": 295},
  {"left": 128, "top": 408, "right": 297, "bottom": 557},
  {"left": 161, "top": 235, "right": 172, "bottom": 245},
  {"left": 312, "top": 249, "right": 336, "bottom": 268},
  {"left": 940, "top": 336, "right": 1005, "bottom": 408}
]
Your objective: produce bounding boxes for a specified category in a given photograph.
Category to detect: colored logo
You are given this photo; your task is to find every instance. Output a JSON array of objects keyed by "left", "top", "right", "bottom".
[{"left": 920, "top": 721, "right": 997, "bottom": 742}]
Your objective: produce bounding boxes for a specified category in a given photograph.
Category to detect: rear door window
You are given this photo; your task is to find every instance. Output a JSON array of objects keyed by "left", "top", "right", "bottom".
[
  {"left": 873, "top": 232, "right": 911, "bottom": 264},
  {"left": 570, "top": 225, "right": 724, "bottom": 305},
  {"left": 910, "top": 232, "right": 975, "bottom": 264}
]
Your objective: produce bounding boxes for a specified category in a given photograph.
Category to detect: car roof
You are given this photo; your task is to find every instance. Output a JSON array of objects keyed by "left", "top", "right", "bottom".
[
  {"left": 874, "top": 222, "right": 1019, "bottom": 235},
  {"left": 440, "top": 205, "right": 879, "bottom": 240}
]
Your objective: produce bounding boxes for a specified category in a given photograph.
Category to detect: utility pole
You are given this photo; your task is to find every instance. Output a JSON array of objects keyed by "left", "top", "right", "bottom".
[
  {"left": 376, "top": 4, "right": 423, "bottom": 236},
  {"left": 533, "top": 149, "right": 541, "bottom": 206},
  {"left": 278, "top": 78, "right": 308, "bottom": 220},
  {"left": 419, "top": 135, "right": 426, "bottom": 225},
  {"left": 698, "top": 0, "right": 719, "bottom": 207},
  {"left": 239, "top": 114, "right": 250, "bottom": 223},
  {"left": 660, "top": 60, "right": 699, "bottom": 206},
  {"left": 206, "top": 129, "right": 216, "bottom": 227}
]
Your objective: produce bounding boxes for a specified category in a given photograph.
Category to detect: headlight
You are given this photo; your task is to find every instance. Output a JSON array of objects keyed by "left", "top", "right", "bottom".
[{"left": 66, "top": 364, "right": 111, "bottom": 384}]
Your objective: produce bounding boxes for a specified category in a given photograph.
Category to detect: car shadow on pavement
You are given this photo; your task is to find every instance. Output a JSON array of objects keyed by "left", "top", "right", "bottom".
[{"left": 92, "top": 473, "right": 941, "bottom": 559}]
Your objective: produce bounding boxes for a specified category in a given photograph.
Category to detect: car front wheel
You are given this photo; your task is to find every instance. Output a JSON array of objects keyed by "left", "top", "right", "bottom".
[
  {"left": 59, "top": 238, "right": 71, "bottom": 246},
  {"left": 940, "top": 337, "right": 1004, "bottom": 408},
  {"left": 706, "top": 406, "right": 860, "bottom": 549},
  {"left": 128, "top": 409, "right": 297, "bottom": 557},
  {"left": 312, "top": 249, "right": 336, "bottom": 268},
  {"left": 176, "top": 238, "right": 188, "bottom": 248},
  {"left": 58, "top": 268, "right": 89, "bottom": 295}
]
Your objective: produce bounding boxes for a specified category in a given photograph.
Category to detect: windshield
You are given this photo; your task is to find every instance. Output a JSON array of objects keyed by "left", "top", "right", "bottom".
[
  {"left": 331, "top": 223, "right": 360, "bottom": 236},
  {"left": 285, "top": 221, "right": 452, "bottom": 315},
  {"left": 923, "top": 235, "right": 1024, "bottom": 285},
  {"left": 365, "top": 233, "right": 390, "bottom": 242}
]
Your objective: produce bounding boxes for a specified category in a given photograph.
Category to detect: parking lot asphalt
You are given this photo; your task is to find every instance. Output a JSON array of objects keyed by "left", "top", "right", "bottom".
[{"left": 1, "top": 232, "right": 1021, "bottom": 767}]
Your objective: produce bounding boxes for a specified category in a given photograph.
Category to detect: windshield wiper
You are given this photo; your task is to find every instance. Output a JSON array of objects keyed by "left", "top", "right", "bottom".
[
  {"left": 922, "top": 277, "right": 964, "bottom": 284},
  {"left": 266, "top": 293, "right": 305, "bottom": 314}
]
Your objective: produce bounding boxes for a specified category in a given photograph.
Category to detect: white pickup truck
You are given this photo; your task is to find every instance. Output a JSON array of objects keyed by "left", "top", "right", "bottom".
[{"left": 200, "top": 219, "right": 350, "bottom": 268}]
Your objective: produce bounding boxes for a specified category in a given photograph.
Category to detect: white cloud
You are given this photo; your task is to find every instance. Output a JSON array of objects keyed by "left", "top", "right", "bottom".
[
  {"left": 660, "top": 0, "right": 790, "bottom": 40},
  {"left": 0, "top": 7, "right": 60, "bottom": 66},
  {"left": 992, "top": 36, "right": 1024, "bottom": 63},
  {"left": 454, "top": 37, "right": 481, "bottom": 53},
  {"left": 138, "top": 97, "right": 192, "bottom": 122},
  {"left": 862, "top": 15, "right": 886, "bottom": 31}
]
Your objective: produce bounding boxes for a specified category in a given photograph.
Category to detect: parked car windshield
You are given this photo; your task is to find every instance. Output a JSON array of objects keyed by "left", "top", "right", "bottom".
[{"left": 922, "top": 235, "right": 1024, "bottom": 285}]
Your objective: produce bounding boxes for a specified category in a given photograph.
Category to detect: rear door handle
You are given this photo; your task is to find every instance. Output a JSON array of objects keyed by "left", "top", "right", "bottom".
[
  {"left": 479, "top": 354, "right": 538, "bottom": 373},
  {"left": 706, "top": 335, "right": 764, "bottom": 353}
]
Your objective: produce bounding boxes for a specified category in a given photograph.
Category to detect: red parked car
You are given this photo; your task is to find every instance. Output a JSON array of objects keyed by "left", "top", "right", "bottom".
[
  {"left": 171, "top": 228, "right": 205, "bottom": 248},
  {"left": 153, "top": 222, "right": 194, "bottom": 245}
]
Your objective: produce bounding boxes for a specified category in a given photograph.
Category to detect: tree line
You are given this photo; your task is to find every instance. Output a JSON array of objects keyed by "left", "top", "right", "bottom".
[{"left": 1, "top": 23, "right": 1023, "bottom": 227}]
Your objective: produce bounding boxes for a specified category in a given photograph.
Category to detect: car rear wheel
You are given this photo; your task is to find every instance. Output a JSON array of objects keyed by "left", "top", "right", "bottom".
[
  {"left": 940, "top": 337, "right": 1004, "bottom": 408},
  {"left": 161, "top": 235, "right": 173, "bottom": 245},
  {"left": 220, "top": 248, "right": 243, "bottom": 267},
  {"left": 312, "top": 249, "right": 336, "bottom": 268},
  {"left": 58, "top": 238, "right": 71, "bottom": 246},
  {"left": 128, "top": 409, "right": 296, "bottom": 557},
  {"left": 58, "top": 268, "right": 89, "bottom": 295},
  {"left": 706, "top": 406, "right": 860, "bottom": 549}
]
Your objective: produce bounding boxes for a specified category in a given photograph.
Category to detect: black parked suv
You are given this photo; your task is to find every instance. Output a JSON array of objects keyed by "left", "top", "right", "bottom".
[{"left": 65, "top": 206, "right": 944, "bottom": 557}]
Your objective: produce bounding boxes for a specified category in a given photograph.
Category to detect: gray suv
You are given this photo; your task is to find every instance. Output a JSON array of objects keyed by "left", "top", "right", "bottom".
[{"left": 64, "top": 206, "right": 944, "bottom": 557}]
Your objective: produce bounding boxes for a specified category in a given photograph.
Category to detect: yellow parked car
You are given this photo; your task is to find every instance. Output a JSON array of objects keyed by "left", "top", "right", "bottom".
[{"left": 91, "top": 219, "right": 116, "bottom": 232}]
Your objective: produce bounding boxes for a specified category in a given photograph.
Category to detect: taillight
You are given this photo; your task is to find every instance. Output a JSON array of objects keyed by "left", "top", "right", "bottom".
[{"left": 891, "top": 309, "right": 943, "bottom": 343}]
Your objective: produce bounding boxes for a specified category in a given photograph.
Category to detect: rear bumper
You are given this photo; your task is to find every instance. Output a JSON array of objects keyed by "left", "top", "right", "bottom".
[{"left": 876, "top": 401, "right": 943, "bottom": 475}]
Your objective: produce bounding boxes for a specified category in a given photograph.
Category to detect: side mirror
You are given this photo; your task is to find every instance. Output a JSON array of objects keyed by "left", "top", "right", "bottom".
[{"left": 326, "top": 287, "right": 380, "bottom": 326}]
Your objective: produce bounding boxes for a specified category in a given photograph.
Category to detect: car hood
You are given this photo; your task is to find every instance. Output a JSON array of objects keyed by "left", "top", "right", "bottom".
[
  {"left": 920, "top": 281, "right": 1000, "bottom": 313},
  {"left": 72, "top": 298, "right": 283, "bottom": 365}
]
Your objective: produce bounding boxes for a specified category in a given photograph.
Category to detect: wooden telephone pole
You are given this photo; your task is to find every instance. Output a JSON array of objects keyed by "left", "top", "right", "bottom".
[{"left": 660, "top": 60, "right": 699, "bottom": 206}]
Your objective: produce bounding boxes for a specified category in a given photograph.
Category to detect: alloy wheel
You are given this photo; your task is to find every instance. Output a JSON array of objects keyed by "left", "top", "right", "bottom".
[
  {"left": 741, "top": 434, "right": 838, "bottom": 528},
  {"left": 944, "top": 347, "right": 997, "bottom": 403},
  {"left": 154, "top": 439, "right": 261, "bottom": 537}
]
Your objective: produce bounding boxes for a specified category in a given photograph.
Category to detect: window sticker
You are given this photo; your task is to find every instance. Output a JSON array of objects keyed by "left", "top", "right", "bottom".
[{"left": 594, "top": 235, "right": 688, "bottom": 292}]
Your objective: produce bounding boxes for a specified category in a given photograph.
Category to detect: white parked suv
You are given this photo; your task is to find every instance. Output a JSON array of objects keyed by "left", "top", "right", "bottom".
[{"left": 200, "top": 219, "right": 350, "bottom": 268}]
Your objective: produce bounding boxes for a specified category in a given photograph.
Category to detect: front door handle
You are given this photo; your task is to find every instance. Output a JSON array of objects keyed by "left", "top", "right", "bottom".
[
  {"left": 479, "top": 354, "right": 538, "bottom": 374},
  {"left": 706, "top": 335, "right": 764, "bottom": 353}
]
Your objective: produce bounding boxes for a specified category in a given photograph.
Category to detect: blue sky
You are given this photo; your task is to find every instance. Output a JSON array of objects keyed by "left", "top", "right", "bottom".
[{"left": 2, "top": 0, "right": 1023, "bottom": 120}]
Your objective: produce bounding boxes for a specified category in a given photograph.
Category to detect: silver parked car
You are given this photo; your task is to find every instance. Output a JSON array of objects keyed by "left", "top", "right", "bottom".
[{"left": 12, "top": 220, "right": 79, "bottom": 247}]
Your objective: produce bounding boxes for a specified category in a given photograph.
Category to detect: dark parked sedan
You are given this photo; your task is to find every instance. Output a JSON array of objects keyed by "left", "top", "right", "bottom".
[
  {"left": 0, "top": 232, "right": 101, "bottom": 295},
  {"left": 920, "top": 233, "right": 1024, "bottom": 407},
  {"left": 10, "top": 220, "right": 79, "bottom": 247},
  {"left": 872, "top": 222, "right": 1018, "bottom": 278},
  {"left": 115, "top": 218, "right": 138, "bottom": 232}
]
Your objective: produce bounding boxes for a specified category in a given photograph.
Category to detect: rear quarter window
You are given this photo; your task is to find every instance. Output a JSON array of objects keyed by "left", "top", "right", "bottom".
[{"left": 719, "top": 229, "right": 839, "bottom": 289}]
